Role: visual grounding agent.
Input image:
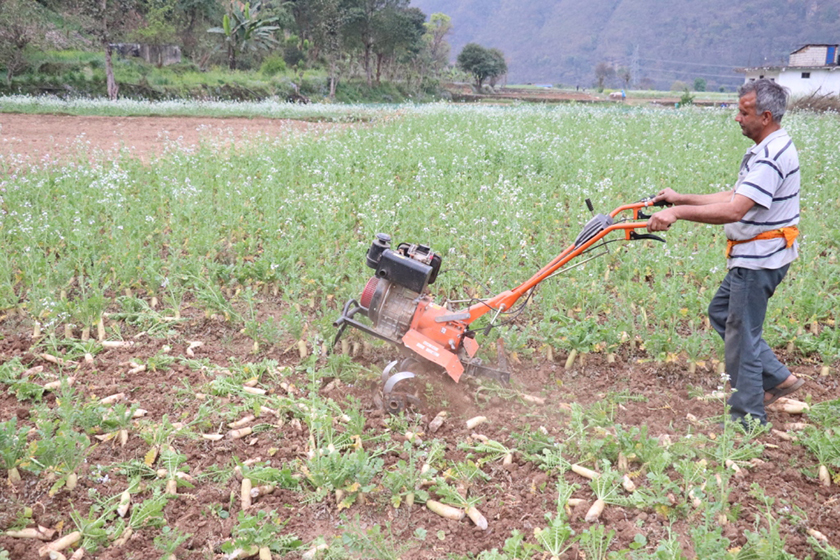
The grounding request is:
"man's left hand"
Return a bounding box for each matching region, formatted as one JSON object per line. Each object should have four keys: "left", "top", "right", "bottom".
{"left": 647, "top": 208, "right": 677, "bottom": 232}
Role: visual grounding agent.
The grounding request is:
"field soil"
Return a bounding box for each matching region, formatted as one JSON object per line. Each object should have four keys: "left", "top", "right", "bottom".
{"left": 0, "top": 113, "right": 341, "bottom": 165}
{"left": 0, "top": 114, "right": 837, "bottom": 559}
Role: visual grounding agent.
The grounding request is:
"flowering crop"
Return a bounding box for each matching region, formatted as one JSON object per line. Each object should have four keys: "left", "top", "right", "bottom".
{"left": 1, "top": 101, "right": 838, "bottom": 363}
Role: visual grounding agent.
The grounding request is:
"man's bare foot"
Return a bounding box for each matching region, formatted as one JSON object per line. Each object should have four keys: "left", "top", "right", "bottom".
{"left": 764, "top": 374, "right": 804, "bottom": 404}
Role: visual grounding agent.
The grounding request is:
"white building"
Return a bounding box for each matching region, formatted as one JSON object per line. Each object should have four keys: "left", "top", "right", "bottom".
{"left": 738, "top": 44, "right": 840, "bottom": 97}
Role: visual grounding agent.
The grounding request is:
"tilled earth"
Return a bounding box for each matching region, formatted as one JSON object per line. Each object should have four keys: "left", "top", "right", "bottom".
{"left": 0, "top": 294, "right": 838, "bottom": 559}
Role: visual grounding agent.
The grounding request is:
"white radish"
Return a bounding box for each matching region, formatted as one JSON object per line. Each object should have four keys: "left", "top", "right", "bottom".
{"left": 228, "top": 427, "right": 253, "bottom": 440}
{"left": 571, "top": 464, "right": 599, "bottom": 480}
{"left": 165, "top": 479, "right": 178, "bottom": 495}
{"left": 8, "top": 467, "right": 21, "bottom": 484}
{"left": 565, "top": 349, "right": 577, "bottom": 369}
{"left": 117, "top": 490, "right": 131, "bottom": 517}
{"left": 465, "top": 416, "right": 487, "bottom": 430}
{"left": 808, "top": 528, "right": 829, "bottom": 542}
{"left": 38, "top": 531, "right": 81, "bottom": 557}
{"left": 772, "top": 429, "right": 794, "bottom": 441}
{"left": 767, "top": 398, "right": 809, "bottom": 414}
{"left": 228, "top": 416, "right": 255, "bottom": 429}
{"left": 302, "top": 544, "right": 328, "bottom": 560}
{"left": 466, "top": 506, "right": 488, "bottom": 530}
{"left": 101, "top": 340, "right": 133, "bottom": 349}
{"left": 4, "top": 527, "right": 54, "bottom": 540}
{"left": 202, "top": 433, "right": 224, "bottom": 441}
{"left": 519, "top": 393, "right": 545, "bottom": 405}
{"left": 819, "top": 465, "right": 831, "bottom": 487}
{"left": 40, "top": 353, "right": 75, "bottom": 366}
{"left": 241, "top": 478, "right": 253, "bottom": 510}
{"left": 426, "top": 500, "right": 465, "bottom": 520}
{"left": 250, "top": 485, "right": 276, "bottom": 499}
{"left": 99, "top": 392, "right": 125, "bottom": 404}
{"left": 44, "top": 377, "right": 76, "bottom": 391}
{"left": 585, "top": 498, "right": 606, "bottom": 522}
{"left": 242, "top": 386, "right": 266, "bottom": 396}
{"left": 113, "top": 527, "right": 133, "bottom": 547}
{"left": 428, "top": 411, "right": 447, "bottom": 433}
{"left": 22, "top": 365, "right": 44, "bottom": 377}
{"left": 186, "top": 341, "right": 203, "bottom": 357}
{"left": 617, "top": 452, "right": 628, "bottom": 472}
{"left": 622, "top": 474, "right": 636, "bottom": 492}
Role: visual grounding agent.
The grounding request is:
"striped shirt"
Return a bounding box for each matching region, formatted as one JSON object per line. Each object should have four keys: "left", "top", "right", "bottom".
{"left": 723, "top": 128, "right": 800, "bottom": 270}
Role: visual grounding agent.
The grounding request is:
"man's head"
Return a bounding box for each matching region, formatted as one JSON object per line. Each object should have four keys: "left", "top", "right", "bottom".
{"left": 735, "top": 79, "right": 788, "bottom": 143}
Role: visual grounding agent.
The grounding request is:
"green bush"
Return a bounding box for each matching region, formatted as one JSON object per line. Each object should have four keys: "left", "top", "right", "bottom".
{"left": 260, "top": 55, "right": 286, "bottom": 77}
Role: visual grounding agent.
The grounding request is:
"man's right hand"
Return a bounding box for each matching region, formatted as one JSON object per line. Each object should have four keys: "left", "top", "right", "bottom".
{"left": 653, "top": 188, "right": 680, "bottom": 206}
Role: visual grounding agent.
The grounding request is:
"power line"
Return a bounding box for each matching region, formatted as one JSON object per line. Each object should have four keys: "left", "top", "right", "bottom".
{"left": 636, "top": 65, "right": 742, "bottom": 80}
{"left": 634, "top": 56, "right": 742, "bottom": 70}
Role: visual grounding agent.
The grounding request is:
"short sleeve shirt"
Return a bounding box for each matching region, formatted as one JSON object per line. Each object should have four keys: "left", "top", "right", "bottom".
{"left": 723, "top": 128, "right": 800, "bottom": 270}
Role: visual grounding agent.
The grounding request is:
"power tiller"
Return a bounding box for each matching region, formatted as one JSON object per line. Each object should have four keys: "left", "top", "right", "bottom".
{"left": 333, "top": 197, "right": 669, "bottom": 413}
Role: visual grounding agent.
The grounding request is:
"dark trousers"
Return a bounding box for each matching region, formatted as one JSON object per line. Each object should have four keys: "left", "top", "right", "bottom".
{"left": 708, "top": 265, "right": 791, "bottom": 424}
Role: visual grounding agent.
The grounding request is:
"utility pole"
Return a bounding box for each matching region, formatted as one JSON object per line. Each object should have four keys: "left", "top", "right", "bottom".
{"left": 630, "top": 45, "right": 639, "bottom": 89}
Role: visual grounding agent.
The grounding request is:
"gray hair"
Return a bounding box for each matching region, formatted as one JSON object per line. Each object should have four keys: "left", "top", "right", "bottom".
{"left": 738, "top": 79, "right": 789, "bottom": 123}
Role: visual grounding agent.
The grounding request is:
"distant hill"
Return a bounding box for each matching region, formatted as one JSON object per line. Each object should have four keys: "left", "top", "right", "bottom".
{"left": 409, "top": 0, "right": 840, "bottom": 90}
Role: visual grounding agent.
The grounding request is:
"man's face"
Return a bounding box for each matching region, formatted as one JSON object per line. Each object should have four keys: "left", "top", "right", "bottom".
{"left": 735, "top": 91, "right": 768, "bottom": 142}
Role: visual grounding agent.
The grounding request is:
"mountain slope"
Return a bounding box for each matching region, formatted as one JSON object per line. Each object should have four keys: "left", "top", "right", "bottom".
{"left": 410, "top": 0, "right": 840, "bottom": 89}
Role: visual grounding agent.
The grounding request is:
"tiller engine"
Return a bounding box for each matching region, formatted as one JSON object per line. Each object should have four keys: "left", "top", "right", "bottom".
{"left": 334, "top": 197, "right": 669, "bottom": 413}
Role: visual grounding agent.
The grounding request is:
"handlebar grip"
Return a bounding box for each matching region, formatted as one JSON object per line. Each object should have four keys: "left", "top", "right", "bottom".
{"left": 585, "top": 198, "right": 594, "bottom": 212}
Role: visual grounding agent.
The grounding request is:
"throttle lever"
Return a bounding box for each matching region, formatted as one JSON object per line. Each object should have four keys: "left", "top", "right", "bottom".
{"left": 630, "top": 230, "right": 666, "bottom": 243}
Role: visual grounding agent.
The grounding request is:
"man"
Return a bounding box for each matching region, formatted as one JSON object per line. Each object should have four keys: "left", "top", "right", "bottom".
{"left": 647, "top": 79, "right": 802, "bottom": 425}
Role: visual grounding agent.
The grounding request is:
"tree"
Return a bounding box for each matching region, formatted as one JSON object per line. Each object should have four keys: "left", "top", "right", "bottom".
{"left": 593, "top": 61, "right": 615, "bottom": 91}
{"left": 343, "top": 0, "right": 406, "bottom": 87}
{"left": 486, "top": 48, "right": 506, "bottom": 86}
{"left": 0, "top": 0, "right": 44, "bottom": 86}
{"left": 130, "top": 0, "right": 178, "bottom": 46}
{"left": 617, "top": 66, "right": 631, "bottom": 88}
{"left": 693, "top": 77, "right": 707, "bottom": 92}
{"left": 73, "top": 0, "right": 143, "bottom": 100}
{"left": 423, "top": 12, "right": 451, "bottom": 74}
{"left": 307, "top": 0, "right": 348, "bottom": 98}
{"left": 371, "top": 5, "right": 424, "bottom": 84}
{"left": 456, "top": 42, "right": 506, "bottom": 90}
{"left": 208, "top": 1, "right": 280, "bottom": 70}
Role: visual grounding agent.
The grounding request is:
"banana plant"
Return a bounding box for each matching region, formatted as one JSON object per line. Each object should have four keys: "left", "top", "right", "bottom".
{"left": 208, "top": 1, "right": 280, "bottom": 70}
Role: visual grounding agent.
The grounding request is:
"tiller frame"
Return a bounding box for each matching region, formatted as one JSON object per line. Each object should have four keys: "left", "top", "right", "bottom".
{"left": 333, "top": 197, "right": 668, "bottom": 413}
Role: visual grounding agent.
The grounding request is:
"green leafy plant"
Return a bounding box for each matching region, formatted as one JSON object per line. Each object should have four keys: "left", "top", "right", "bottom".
{"left": 302, "top": 446, "right": 384, "bottom": 508}
{"left": 0, "top": 417, "right": 29, "bottom": 484}
{"left": 578, "top": 524, "right": 615, "bottom": 560}
{"left": 458, "top": 438, "right": 516, "bottom": 466}
{"left": 381, "top": 441, "right": 433, "bottom": 508}
{"left": 221, "top": 510, "right": 302, "bottom": 557}
{"left": 534, "top": 514, "right": 575, "bottom": 558}
{"left": 153, "top": 526, "right": 191, "bottom": 560}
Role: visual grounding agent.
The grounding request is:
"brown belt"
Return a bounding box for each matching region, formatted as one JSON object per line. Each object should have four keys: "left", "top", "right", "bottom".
{"left": 726, "top": 226, "right": 799, "bottom": 258}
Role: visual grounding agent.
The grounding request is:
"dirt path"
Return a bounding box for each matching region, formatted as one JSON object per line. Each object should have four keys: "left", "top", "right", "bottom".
{"left": 0, "top": 113, "right": 341, "bottom": 165}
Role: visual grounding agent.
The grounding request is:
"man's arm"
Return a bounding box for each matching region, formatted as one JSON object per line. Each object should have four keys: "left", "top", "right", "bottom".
{"left": 653, "top": 187, "right": 733, "bottom": 207}
{"left": 647, "top": 193, "right": 755, "bottom": 232}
